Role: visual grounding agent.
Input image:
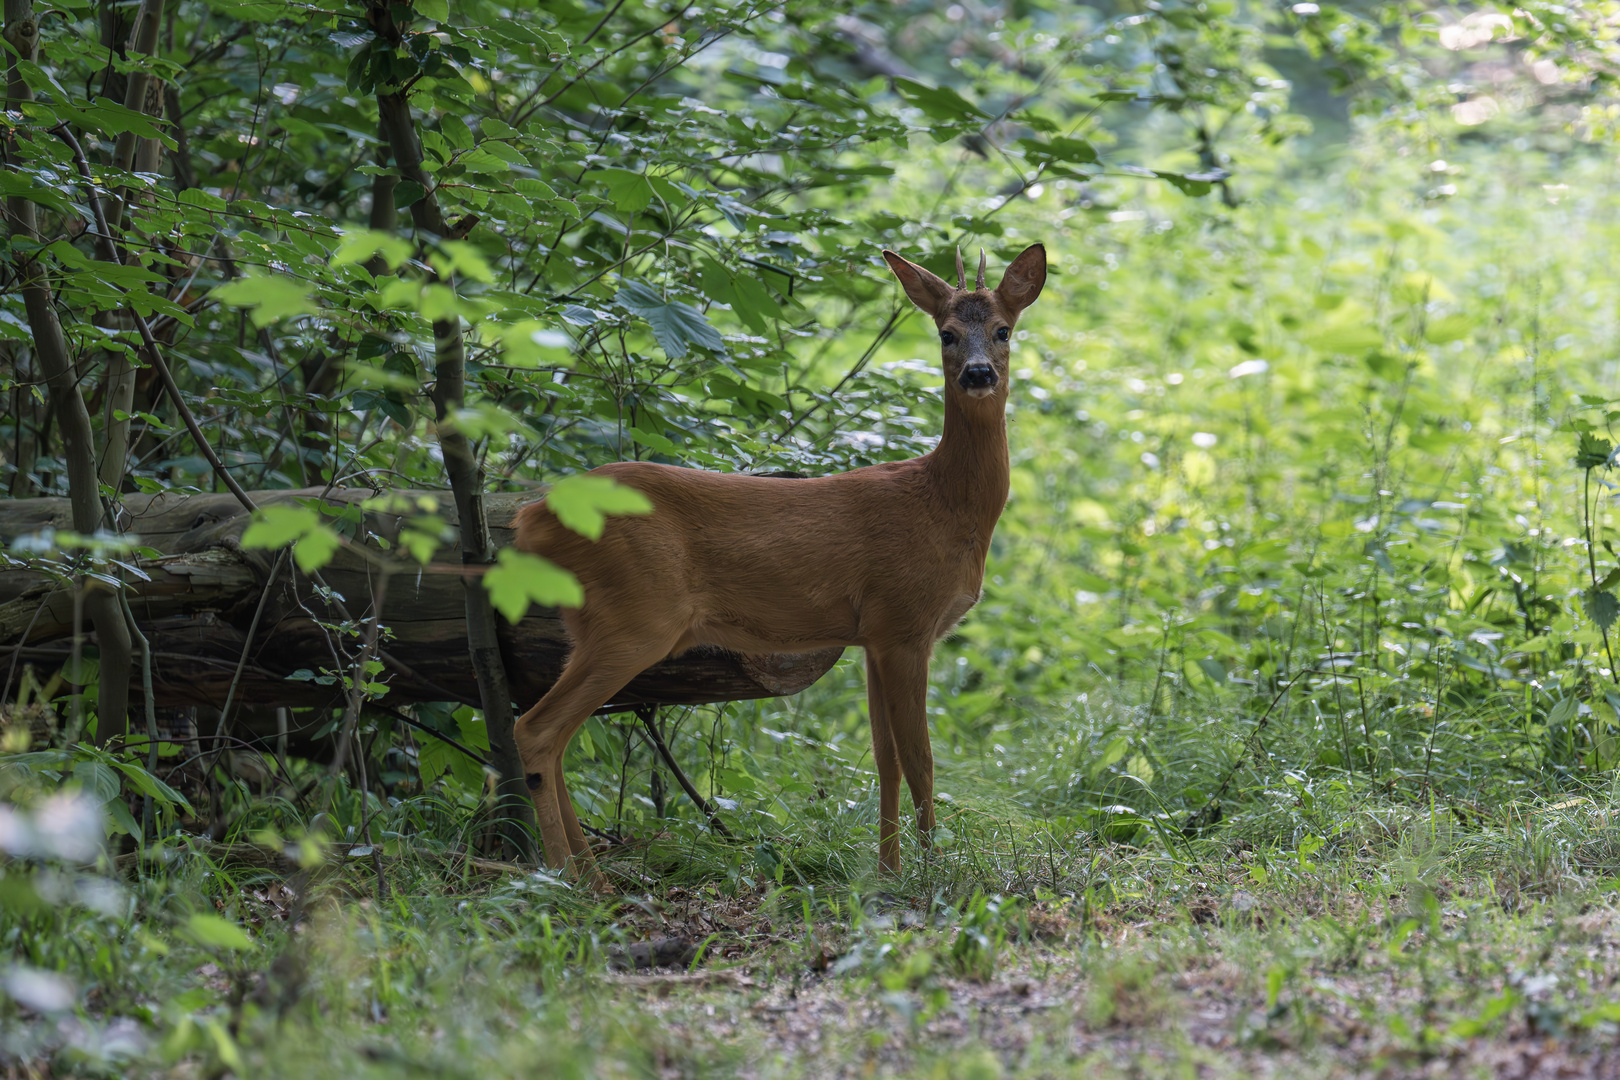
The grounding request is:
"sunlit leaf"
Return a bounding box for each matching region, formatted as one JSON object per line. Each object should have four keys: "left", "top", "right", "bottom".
{"left": 483, "top": 548, "right": 582, "bottom": 621}
{"left": 545, "top": 474, "right": 654, "bottom": 540}
{"left": 185, "top": 913, "right": 254, "bottom": 951}
{"left": 211, "top": 274, "right": 317, "bottom": 327}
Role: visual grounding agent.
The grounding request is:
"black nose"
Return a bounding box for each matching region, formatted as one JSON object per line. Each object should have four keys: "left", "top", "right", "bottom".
{"left": 959, "top": 365, "right": 997, "bottom": 390}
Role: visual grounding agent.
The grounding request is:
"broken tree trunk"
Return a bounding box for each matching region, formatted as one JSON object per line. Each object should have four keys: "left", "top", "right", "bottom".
{"left": 0, "top": 488, "right": 844, "bottom": 712}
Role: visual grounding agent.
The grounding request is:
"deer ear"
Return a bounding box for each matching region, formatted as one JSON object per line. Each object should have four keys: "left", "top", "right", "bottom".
{"left": 995, "top": 243, "right": 1047, "bottom": 318}
{"left": 882, "top": 250, "right": 954, "bottom": 318}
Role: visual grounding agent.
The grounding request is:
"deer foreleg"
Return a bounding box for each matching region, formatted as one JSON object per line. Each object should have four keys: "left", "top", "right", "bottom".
{"left": 865, "top": 649, "right": 902, "bottom": 874}
{"left": 871, "top": 645, "right": 936, "bottom": 855}
{"left": 552, "top": 758, "right": 590, "bottom": 858}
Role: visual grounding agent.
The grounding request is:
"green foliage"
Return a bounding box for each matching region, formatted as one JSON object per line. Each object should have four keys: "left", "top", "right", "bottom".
{"left": 544, "top": 474, "right": 654, "bottom": 541}
{"left": 483, "top": 548, "right": 583, "bottom": 621}
{"left": 11, "top": 0, "right": 1620, "bottom": 1070}
{"left": 240, "top": 504, "right": 343, "bottom": 573}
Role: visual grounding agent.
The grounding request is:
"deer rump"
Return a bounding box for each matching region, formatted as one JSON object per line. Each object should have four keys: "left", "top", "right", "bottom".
{"left": 512, "top": 457, "right": 989, "bottom": 659}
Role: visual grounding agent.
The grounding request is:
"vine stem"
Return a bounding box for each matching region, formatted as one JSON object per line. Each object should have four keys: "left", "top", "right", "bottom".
{"left": 634, "top": 705, "right": 733, "bottom": 840}
{"left": 1583, "top": 465, "right": 1619, "bottom": 688}
{"left": 52, "top": 122, "right": 258, "bottom": 516}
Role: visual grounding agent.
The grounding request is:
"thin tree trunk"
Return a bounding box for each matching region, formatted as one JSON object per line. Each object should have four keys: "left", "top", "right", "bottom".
{"left": 107, "top": 0, "right": 166, "bottom": 231}
{"left": 98, "top": 0, "right": 168, "bottom": 491}
{"left": 5, "top": 0, "right": 132, "bottom": 746}
{"left": 369, "top": 5, "right": 534, "bottom": 858}
{"left": 8, "top": 348, "right": 39, "bottom": 497}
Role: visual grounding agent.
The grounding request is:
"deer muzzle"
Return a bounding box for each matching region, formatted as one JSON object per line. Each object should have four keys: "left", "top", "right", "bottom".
{"left": 959, "top": 364, "right": 998, "bottom": 395}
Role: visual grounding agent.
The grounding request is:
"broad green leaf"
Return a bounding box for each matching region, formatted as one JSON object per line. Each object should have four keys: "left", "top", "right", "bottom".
{"left": 629, "top": 426, "right": 679, "bottom": 455}
{"left": 513, "top": 177, "right": 558, "bottom": 200}
{"left": 211, "top": 274, "right": 317, "bottom": 326}
{"left": 1584, "top": 588, "right": 1619, "bottom": 632}
{"left": 483, "top": 548, "right": 582, "bottom": 621}
{"left": 1363, "top": 350, "right": 1405, "bottom": 381}
{"left": 332, "top": 229, "right": 414, "bottom": 273}
{"left": 1576, "top": 432, "right": 1614, "bottom": 470}
{"left": 186, "top": 913, "right": 254, "bottom": 951}
{"left": 1017, "top": 136, "right": 1098, "bottom": 165}
{"left": 616, "top": 280, "right": 725, "bottom": 359}
{"left": 203, "top": 0, "right": 288, "bottom": 21}
{"left": 241, "top": 504, "right": 320, "bottom": 549}
{"left": 1424, "top": 314, "right": 1473, "bottom": 344}
{"left": 599, "top": 168, "right": 655, "bottom": 213}
{"left": 499, "top": 320, "right": 573, "bottom": 366}
{"left": 545, "top": 474, "right": 654, "bottom": 540}
{"left": 434, "top": 241, "right": 495, "bottom": 284}
{"left": 892, "top": 76, "right": 988, "bottom": 122}
{"left": 241, "top": 504, "right": 342, "bottom": 572}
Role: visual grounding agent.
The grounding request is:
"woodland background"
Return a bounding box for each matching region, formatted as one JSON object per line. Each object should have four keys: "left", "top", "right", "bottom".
{"left": 4, "top": 0, "right": 1620, "bottom": 1075}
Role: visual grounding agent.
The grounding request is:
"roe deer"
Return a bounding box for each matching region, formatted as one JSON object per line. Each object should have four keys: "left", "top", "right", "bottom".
{"left": 512, "top": 243, "right": 1048, "bottom": 879}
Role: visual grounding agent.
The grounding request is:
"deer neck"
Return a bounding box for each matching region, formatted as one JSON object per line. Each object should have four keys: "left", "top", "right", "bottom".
{"left": 924, "top": 393, "right": 1010, "bottom": 546}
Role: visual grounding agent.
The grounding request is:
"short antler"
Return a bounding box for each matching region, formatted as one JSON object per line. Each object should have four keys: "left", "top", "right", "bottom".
{"left": 955, "top": 247, "right": 966, "bottom": 290}
{"left": 975, "top": 248, "right": 987, "bottom": 289}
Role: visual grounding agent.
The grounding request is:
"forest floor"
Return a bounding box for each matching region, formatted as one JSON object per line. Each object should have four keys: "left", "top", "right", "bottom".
{"left": 15, "top": 810, "right": 1620, "bottom": 1078}
{"left": 588, "top": 871, "right": 1620, "bottom": 1080}
{"left": 174, "top": 816, "right": 1620, "bottom": 1080}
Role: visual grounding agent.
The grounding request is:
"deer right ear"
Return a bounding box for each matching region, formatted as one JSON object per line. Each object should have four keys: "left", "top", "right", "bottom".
{"left": 882, "top": 250, "right": 954, "bottom": 319}
{"left": 995, "top": 243, "right": 1048, "bottom": 319}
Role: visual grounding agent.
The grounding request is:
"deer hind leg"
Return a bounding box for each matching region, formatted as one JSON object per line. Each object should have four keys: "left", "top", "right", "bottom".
{"left": 871, "top": 645, "right": 936, "bottom": 857}
{"left": 865, "top": 649, "right": 902, "bottom": 874}
{"left": 516, "top": 632, "right": 679, "bottom": 878}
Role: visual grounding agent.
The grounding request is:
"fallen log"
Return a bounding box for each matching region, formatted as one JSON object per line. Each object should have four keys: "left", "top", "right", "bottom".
{"left": 0, "top": 488, "right": 844, "bottom": 711}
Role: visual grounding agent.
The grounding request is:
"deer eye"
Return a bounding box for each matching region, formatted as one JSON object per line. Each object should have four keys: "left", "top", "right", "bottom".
{"left": 995, "top": 326, "right": 1011, "bottom": 342}
{"left": 940, "top": 331, "right": 957, "bottom": 346}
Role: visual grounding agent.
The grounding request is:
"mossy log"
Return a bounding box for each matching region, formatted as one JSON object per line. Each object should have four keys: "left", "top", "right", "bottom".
{"left": 0, "top": 489, "right": 844, "bottom": 711}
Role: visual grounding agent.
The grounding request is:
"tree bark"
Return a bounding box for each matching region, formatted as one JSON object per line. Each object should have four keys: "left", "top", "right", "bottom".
{"left": 5, "top": 0, "right": 133, "bottom": 745}
{"left": 368, "top": 4, "right": 533, "bottom": 853}
{"left": 0, "top": 490, "right": 845, "bottom": 715}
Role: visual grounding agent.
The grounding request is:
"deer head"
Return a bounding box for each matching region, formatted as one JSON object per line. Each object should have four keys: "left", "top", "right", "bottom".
{"left": 881, "top": 243, "right": 1048, "bottom": 405}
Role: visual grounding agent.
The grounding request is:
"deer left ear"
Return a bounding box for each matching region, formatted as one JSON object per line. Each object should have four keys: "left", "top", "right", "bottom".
{"left": 995, "top": 243, "right": 1047, "bottom": 318}
{"left": 882, "top": 250, "right": 955, "bottom": 319}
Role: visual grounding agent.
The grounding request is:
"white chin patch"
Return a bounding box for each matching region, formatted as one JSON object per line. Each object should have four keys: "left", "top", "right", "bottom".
{"left": 963, "top": 385, "right": 997, "bottom": 400}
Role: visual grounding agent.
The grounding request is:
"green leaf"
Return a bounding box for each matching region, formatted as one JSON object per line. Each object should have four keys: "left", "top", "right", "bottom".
{"left": 599, "top": 168, "right": 655, "bottom": 213}
{"left": 1584, "top": 588, "right": 1619, "bottom": 633}
{"left": 699, "top": 257, "right": 780, "bottom": 334}
{"left": 394, "top": 180, "right": 426, "bottom": 208}
{"left": 211, "top": 274, "right": 316, "bottom": 327}
{"left": 1017, "top": 136, "right": 1098, "bottom": 165}
{"left": 72, "top": 760, "right": 120, "bottom": 804}
{"left": 203, "top": 0, "right": 288, "bottom": 21}
{"left": 892, "top": 76, "right": 988, "bottom": 122}
{"left": 176, "top": 188, "right": 228, "bottom": 212}
{"left": 240, "top": 504, "right": 319, "bottom": 549}
{"left": 1575, "top": 432, "right": 1614, "bottom": 470}
{"left": 186, "top": 914, "right": 254, "bottom": 951}
{"left": 545, "top": 474, "right": 654, "bottom": 540}
{"left": 1363, "top": 350, "right": 1405, "bottom": 381}
{"left": 416, "top": 0, "right": 449, "bottom": 23}
{"left": 616, "top": 280, "right": 726, "bottom": 359}
{"left": 483, "top": 548, "right": 582, "bottom": 621}
{"left": 433, "top": 240, "right": 495, "bottom": 284}
{"left": 628, "top": 426, "right": 679, "bottom": 455}
{"left": 240, "top": 504, "right": 342, "bottom": 572}
{"left": 513, "top": 177, "right": 558, "bottom": 200}
{"left": 1424, "top": 314, "right": 1473, "bottom": 344}
{"left": 332, "top": 229, "right": 414, "bottom": 273}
